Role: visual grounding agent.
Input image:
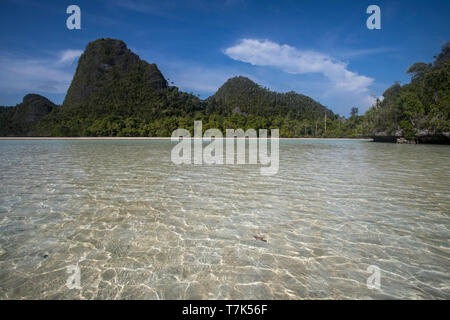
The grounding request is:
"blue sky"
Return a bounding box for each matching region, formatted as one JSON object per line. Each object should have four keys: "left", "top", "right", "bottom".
{"left": 0, "top": 0, "right": 448, "bottom": 116}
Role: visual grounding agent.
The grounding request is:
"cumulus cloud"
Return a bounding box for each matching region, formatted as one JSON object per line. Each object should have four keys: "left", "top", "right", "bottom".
{"left": 224, "top": 39, "right": 374, "bottom": 93}
{"left": 223, "top": 39, "right": 380, "bottom": 113}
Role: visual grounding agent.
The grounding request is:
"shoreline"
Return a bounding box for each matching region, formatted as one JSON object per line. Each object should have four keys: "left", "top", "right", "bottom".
{"left": 0, "top": 137, "right": 374, "bottom": 141}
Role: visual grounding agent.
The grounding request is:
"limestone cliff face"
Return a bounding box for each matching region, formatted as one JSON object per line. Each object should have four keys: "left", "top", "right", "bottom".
{"left": 63, "top": 38, "right": 168, "bottom": 109}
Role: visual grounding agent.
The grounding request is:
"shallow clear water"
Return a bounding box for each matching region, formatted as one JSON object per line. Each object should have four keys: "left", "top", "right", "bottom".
{"left": 0, "top": 139, "right": 449, "bottom": 299}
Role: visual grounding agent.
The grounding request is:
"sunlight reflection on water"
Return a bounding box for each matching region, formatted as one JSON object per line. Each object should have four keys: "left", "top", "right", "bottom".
{"left": 0, "top": 139, "right": 449, "bottom": 299}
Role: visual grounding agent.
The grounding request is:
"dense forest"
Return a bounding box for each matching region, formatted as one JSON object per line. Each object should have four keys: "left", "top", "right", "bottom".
{"left": 0, "top": 94, "right": 56, "bottom": 136}
{"left": 363, "top": 42, "right": 449, "bottom": 143}
{"left": 0, "top": 38, "right": 448, "bottom": 142}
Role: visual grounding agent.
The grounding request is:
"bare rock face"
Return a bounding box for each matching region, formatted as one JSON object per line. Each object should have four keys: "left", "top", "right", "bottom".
{"left": 63, "top": 38, "right": 167, "bottom": 108}
{"left": 397, "top": 137, "right": 417, "bottom": 144}
{"left": 374, "top": 129, "right": 450, "bottom": 144}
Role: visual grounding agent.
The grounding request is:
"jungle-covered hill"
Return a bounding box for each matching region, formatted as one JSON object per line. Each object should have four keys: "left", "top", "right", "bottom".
{"left": 0, "top": 38, "right": 343, "bottom": 137}
{"left": 0, "top": 94, "right": 56, "bottom": 136}
{"left": 363, "top": 42, "right": 450, "bottom": 143}
{"left": 0, "top": 38, "right": 448, "bottom": 141}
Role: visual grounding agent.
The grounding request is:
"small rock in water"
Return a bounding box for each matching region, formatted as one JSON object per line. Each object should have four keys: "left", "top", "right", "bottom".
{"left": 253, "top": 235, "right": 267, "bottom": 242}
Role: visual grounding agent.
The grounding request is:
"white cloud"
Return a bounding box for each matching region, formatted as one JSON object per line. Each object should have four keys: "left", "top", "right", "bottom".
{"left": 335, "top": 47, "right": 398, "bottom": 59}
{"left": 58, "top": 49, "right": 83, "bottom": 64}
{"left": 224, "top": 39, "right": 380, "bottom": 113}
{"left": 224, "top": 39, "right": 374, "bottom": 93}
{"left": 0, "top": 50, "right": 81, "bottom": 94}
